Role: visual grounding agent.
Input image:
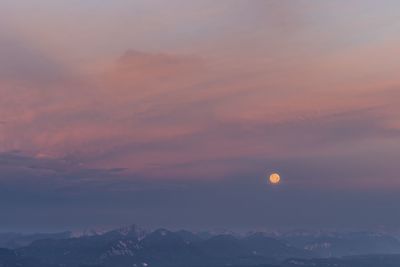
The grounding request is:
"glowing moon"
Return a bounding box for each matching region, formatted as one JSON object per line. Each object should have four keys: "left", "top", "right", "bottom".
{"left": 269, "top": 173, "right": 281, "bottom": 184}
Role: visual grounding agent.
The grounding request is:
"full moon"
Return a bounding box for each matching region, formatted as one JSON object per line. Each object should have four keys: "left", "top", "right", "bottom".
{"left": 269, "top": 173, "right": 281, "bottom": 184}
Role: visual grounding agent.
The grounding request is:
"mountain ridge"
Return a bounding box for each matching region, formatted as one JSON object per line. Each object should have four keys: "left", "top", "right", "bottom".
{"left": 1, "top": 226, "right": 400, "bottom": 267}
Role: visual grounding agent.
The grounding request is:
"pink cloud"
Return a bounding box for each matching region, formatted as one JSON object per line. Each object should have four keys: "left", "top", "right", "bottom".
{"left": 1, "top": 1, "right": 400, "bottom": 187}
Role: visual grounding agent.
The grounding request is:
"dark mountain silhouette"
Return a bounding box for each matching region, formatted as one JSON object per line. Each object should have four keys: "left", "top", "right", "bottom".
{"left": 0, "top": 247, "right": 54, "bottom": 267}
{"left": 1, "top": 227, "right": 400, "bottom": 267}
{"left": 1, "top": 226, "right": 308, "bottom": 267}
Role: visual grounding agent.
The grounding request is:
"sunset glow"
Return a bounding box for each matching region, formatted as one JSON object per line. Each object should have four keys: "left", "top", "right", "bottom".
{"left": 1, "top": 0, "right": 400, "bottom": 232}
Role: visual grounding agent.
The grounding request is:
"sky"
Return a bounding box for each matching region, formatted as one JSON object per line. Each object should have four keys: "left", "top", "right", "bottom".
{"left": 1, "top": 0, "right": 400, "bottom": 233}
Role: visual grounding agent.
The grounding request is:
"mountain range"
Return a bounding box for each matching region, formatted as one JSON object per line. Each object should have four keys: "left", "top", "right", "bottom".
{"left": 1, "top": 226, "right": 400, "bottom": 267}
